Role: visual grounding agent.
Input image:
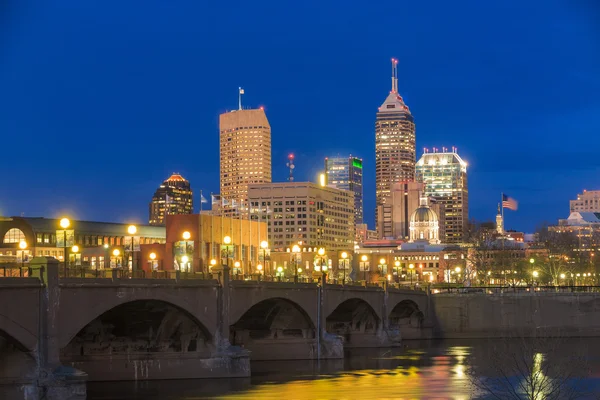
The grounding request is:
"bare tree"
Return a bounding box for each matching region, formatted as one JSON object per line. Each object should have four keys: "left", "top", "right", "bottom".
{"left": 469, "top": 332, "right": 597, "bottom": 400}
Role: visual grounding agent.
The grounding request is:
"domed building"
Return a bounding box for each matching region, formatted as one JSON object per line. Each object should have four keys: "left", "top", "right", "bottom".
{"left": 409, "top": 197, "right": 440, "bottom": 244}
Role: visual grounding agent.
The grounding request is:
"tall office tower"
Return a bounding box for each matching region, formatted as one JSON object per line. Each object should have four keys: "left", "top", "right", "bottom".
{"left": 570, "top": 190, "right": 600, "bottom": 213}
{"left": 416, "top": 148, "right": 468, "bottom": 243}
{"left": 219, "top": 103, "right": 271, "bottom": 212}
{"left": 324, "top": 156, "right": 364, "bottom": 224}
{"left": 149, "top": 173, "right": 194, "bottom": 226}
{"left": 248, "top": 182, "right": 354, "bottom": 252}
{"left": 375, "top": 59, "right": 416, "bottom": 229}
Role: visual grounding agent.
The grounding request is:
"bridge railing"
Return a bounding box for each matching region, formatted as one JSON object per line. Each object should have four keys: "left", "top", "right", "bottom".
{"left": 0, "top": 265, "right": 32, "bottom": 277}
{"left": 431, "top": 285, "right": 600, "bottom": 294}
{"left": 56, "top": 267, "right": 213, "bottom": 280}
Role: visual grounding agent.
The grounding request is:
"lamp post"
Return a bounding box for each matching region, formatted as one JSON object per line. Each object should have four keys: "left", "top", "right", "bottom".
{"left": 260, "top": 240, "right": 269, "bottom": 276}
{"left": 409, "top": 263, "right": 415, "bottom": 285}
{"left": 182, "top": 231, "right": 191, "bottom": 273}
{"left": 292, "top": 244, "right": 301, "bottom": 283}
{"left": 223, "top": 236, "right": 232, "bottom": 271}
{"left": 257, "top": 264, "right": 263, "bottom": 282}
{"left": 318, "top": 247, "right": 326, "bottom": 284}
{"left": 103, "top": 243, "right": 109, "bottom": 269}
{"left": 341, "top": 251, "right": 348, "bottom": 284}
{"left": 71, "top": 245, "right": 79, "bottom": 276}
{"left": 379, "top": 258, "right": 386, "bottom": 277}
{"left": 112, "top": 249, "right": 120, "bottom": 268}
{"left": 19, "top": 240, "right": 27, "bottom": 271}
{"left": 59, "top": 217, "right": 70, "bottom": 275}
{"left": 210, "top": 258, "right": 217, "bottom": 274}
{"left": 150, "top": 252, "right": 156, "bottom": 272}
{"left": 234, "top": 261, "right": 241, "bottom": 278}
{"left": 394, "top": 260, "right": 400, "bottom": 283}
{"left": 361, "top": 255, "right": 368, "bottom": 282}
{"left": 127, "top": 225, "right": 137, "bottom": 272}
{"left": 532, "top": 270, "right": 539, "bottom": 286}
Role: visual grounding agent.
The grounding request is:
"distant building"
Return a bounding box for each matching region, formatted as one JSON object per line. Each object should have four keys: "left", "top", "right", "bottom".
{"left": 149, "top": 173, "right": 194, "bottom": 226}
{"left": 356, "top": 223, "right": 378, "bottom": 243}
{"left": 324, "top": 155, "right": 364, "bottom": 224}
{"left": 570, "top": 190, "right": 600, "bottom": 213}
{"left": 219, "top": 108, "right": 272, "bottom": 213}
{"left": 247, "top": 182, "right": 354, "bottom": 252}
{"left": 377, "top": 181, "right": 423, "bottom": 240}
{"left": 416, "top": 148, "right": 468, "bottom": 243}
{"left": 409, "top": 197, "right": 441, "bottom": 244}
{"left": 375, "top": 59, "right": 416, "bottom": 229}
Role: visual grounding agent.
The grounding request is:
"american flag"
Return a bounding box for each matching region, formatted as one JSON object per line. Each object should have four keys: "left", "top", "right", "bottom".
{"left": 502, "top": 194, "right": 518, "bottom": 211}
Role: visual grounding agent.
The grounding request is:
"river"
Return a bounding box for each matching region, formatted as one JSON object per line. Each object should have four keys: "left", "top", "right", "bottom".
{"left": 87, "top": 339, "right": 600, "bottom": 399}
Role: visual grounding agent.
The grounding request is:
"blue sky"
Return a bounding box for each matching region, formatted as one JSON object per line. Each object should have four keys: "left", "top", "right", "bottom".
{"left": 0, "top": 0, "right": 599, "bottom": 232}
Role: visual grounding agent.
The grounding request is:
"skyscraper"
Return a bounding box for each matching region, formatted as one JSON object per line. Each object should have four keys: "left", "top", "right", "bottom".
{"left": 324, "top": 155, "right": 364, "bottom": 224}
{"left": 219, "top": 104, "right": 271, "bottom": 211}
{"left": 375, "top": 59, "right": 416, "bottom": 228}
{"left": 416, "top": 148, "right": 468, "bottom": 243}
{"left": 149, "top": 173, "right": 194, "bottom": 226}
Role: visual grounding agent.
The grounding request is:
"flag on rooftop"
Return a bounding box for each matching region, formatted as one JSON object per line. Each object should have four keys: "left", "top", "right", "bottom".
{"left": 502, "top": 194, "right": 518, "bottom": 210}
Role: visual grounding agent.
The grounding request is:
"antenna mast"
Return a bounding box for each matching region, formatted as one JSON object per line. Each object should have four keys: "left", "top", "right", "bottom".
{"left": 238, "top": 87, "right": 244, "bottom": 110}
{"left": 391, "top": 58, "right": 398, "bottom": 93}
{"left": 286, "top": 154, "right": 295, "bottom": 182}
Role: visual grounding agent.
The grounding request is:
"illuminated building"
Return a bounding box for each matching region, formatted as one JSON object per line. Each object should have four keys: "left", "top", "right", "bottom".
{"left": 0, "top": 216, "right": 165, "bottom": 268}
{"left": 409, "top": 197, "right": 440, "bottom": 244}
{"left": 570, "top": 190, "right": 600, "bottom": 213}
{"left": 375, "top": 59, "right": 416, "bottom": 228}
{"left": 324, "top": 155, "right": 364, "bottom": 224}
{"left": 219, "top": 107, "right": 271, "bottom": 212}
{"left": 416, "top": 148, "right": 468, "bottom": 243}
{"left": 247, "top": 182, "right": 354, "bottom": 252}
{"left": 149, "top": 173, "right": 194, "bottom": 226}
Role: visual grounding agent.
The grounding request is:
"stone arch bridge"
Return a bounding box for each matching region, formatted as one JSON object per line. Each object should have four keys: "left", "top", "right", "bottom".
{"left": 0, "top": 258, "right": 431, "bottom": 394}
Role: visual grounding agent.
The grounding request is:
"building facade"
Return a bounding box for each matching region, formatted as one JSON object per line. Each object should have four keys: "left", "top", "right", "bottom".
{"left": 377, "top": 181, "right": 423, "bottom": 239}
{"left": 0, "top": 216, "right": 165, "bottom": 269}
{"left": 324, "top": 155, "right": 364, "bottom": 224}
{"left": 375, "top": 59, "right": 416, "bottom": 228}
{"left": 149, "top": 173, "right": 194, "bottom": 226}
{"left": 416, "top": 149, "right": 468, "bottom": 244}
{"left": 570, "top": 190, "right": 600, "bottom": 213}
{"left": 247, "top": 182, "right": 354, "bottom": 253}
{"left": 219, "top": 108, "right": 272, "bottom": 211}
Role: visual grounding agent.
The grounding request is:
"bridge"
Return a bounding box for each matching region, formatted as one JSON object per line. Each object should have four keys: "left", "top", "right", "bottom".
{"left": 0, "top": 257, "right": 430, "bottom": 398}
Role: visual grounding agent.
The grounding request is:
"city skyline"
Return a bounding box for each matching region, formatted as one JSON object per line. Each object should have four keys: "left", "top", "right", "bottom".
{"left": 0, "top": 1, "right": 599, "bottom": 232}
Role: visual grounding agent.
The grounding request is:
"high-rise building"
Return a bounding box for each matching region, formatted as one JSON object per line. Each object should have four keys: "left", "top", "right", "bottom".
{"left": 149, "top": 173, "right": 194, "bottom": 226}
{"left": 219, "top": 107, "right": 271, "bottom": 212}
{"left": 375, "top": 59, "right": 416, "bottom": 228}
{"left": 247, "top": 182, "right": 354, "bottom": 252}
{"left": 324, "top": 155, "right": 364, "bottom": 224}
{"left": 570, "top": 190, "right": 600, "bottom": 213}
{"left": 416, "top": 148, "right": 468, "bottom": 243}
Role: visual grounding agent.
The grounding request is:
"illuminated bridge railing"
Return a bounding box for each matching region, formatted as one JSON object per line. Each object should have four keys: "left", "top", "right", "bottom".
{"left": 432, "top": 286, "right": 600, "bottom": 294}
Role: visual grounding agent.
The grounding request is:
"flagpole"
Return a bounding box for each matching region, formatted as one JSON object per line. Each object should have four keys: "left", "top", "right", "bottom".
{"left": 501, "top": 192, "right": 504, "bottom": 227}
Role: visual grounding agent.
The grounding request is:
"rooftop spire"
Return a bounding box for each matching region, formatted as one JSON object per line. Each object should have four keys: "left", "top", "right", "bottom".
{"left": 238, "top": 87, "right": 244, "bottom": 110}
{"left": 390, "top": 58, "right": 398, "bottom": 93}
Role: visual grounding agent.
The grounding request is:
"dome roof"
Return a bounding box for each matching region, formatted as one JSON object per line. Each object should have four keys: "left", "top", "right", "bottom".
{"left": 410, "top": 206, "right": 438, "bottom": 223}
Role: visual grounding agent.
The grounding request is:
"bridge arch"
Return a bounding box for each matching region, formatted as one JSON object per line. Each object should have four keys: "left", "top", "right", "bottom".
{"left": 389, "top": 299, "right": 424, "bottom": 332}
{"left": 0, "top": 315, "right": 37, "bottom": 352}
{"left": 61, "top": 299, "right": 213, "bottom": 359}
{"left": 59, "top": 293, "right": 215, "bottom": 349}
{"left": 326, "top": 298, "right": 381, "bottom": 338}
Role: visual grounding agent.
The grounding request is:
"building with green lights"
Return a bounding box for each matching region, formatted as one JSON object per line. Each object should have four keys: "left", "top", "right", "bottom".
{"left": 324, "top": 156, "right": 364, "bottom": 224}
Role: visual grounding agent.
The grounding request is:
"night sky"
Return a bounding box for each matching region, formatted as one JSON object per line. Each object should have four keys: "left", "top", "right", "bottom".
{"left": 1, "top": 0, "right": 599, "bottom": 232}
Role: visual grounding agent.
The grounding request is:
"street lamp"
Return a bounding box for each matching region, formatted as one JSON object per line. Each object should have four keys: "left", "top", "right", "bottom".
{"left": 112, "top": 248, "right": 120, "bottom": 268}
{"left": 59, "top": 217, "right": 70, "bottom": 273}
{"left": 127, "top": 225, "right": 137, "bottom": 271}
{"left": 103, "top": 243, "right": 109, "bottom": 269}
{"left": 257, "top": 264, "right": 263, "bottom": 281}
{"left": 317, "top": 247, "right": 326, "bottom": 284}
{"left": 341, "top": 251, "right": 348, "bottom": 284}
{"left": 394, "top": 260, "right": 400, "bottom": 283}
{"left": 182, "top": 231, "right": 191, "bottom": 273}
{"left": 292, "top": 244, "right": 301, "bottom": 283}
{"left": 361, "top": 254, "right": 369, "bottom": 281}
{"left": 210, "top": 258, "right": 217, "bottom": 272}
{"left": 234, "top": 260, "right": 241, "bottom": 277}
{"left": 149, "top": 252, "right": 156, "bottom": 270}
{"left": 409, "top": 263, "right": 415, "bottom": 285}
{"left": 260, "top": 240, "right": 269, "bottom": 276}
{"left": 182, "top": 255, "right": 189, "bottom": 272}
{"left": 71, "top": 245, "right": 79, "bottom": 271}
{"left": 223, "top": 236, "right": 232, "bottom": 270}
{"left": 19, "top": 240, "right": 27, "bottom": 270}
{"left": 379, "top": 257, "right": 386, "bottom": 276}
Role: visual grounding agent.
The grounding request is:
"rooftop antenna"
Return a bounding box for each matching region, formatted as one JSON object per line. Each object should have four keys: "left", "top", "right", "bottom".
{"left": 238, "top": 87, "right": 244, "bottom": 110}
{"left": 287, "top": 154, "right": 295, "bottom": 182}
{"left": 391, "top": 58, "right": 398, "bottom": 93}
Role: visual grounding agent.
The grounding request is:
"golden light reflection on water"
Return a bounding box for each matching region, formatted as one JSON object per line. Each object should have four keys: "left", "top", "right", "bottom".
{"left": 220, "top": 347, "right": 474, "bottom": 400}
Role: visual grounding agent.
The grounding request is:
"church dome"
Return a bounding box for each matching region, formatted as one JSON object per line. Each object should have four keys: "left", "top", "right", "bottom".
{"left": 410, "top": 206, "right": 438, "bottom": 223}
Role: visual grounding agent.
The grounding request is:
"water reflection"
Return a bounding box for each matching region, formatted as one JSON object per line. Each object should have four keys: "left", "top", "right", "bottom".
{"left": 87, "top": 339, "right": 600, "bottom": 400}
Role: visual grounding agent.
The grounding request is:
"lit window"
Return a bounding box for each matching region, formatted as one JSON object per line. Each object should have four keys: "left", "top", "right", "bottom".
{"left": 3, "top": 228, "right": 26, "bottom": 244}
